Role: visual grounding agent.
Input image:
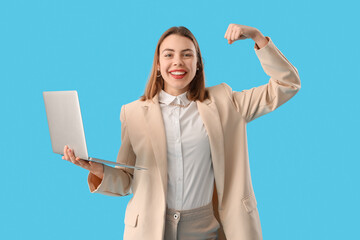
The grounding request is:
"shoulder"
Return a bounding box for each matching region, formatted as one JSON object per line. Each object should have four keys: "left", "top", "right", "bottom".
{"left": 119, "top": 98, "right": 146, "bottom": 121}
{"left": 121, "top": 98, "right": 146, "bottom": 113}
{"left": 206, "top": 83, "right": 233, "bottom": 99}
{"left": 124, "top": 98, "right": 144, "bottom": 108}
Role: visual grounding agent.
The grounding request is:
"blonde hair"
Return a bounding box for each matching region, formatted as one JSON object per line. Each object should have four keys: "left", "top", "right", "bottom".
{"left": 140, "top": 26, "right": 209, "bottom": 102}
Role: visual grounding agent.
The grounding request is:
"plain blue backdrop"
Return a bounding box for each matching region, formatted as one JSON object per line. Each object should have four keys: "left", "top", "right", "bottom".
{"left": 1, "top": 0, "right": 359, "bottom": 239}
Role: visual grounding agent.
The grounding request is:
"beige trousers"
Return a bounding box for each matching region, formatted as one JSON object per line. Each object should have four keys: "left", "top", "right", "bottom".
{"left": 164, "top": 202, "right": 220, "bottom": 240}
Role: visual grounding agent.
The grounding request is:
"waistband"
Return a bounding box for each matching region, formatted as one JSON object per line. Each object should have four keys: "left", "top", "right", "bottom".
{"left": 166, "top": 202, "right": 214, "bottom": 222}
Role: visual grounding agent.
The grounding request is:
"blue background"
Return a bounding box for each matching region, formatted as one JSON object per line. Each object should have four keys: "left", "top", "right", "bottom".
{"left": 1, "top": 0, "right": 359, "bottom": 239}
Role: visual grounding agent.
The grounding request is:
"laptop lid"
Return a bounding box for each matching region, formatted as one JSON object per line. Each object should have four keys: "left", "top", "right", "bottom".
{"left": 43, "top": 90, "right": 89, "bottom": 160}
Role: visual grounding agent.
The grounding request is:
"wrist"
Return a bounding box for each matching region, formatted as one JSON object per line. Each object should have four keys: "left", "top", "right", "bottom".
{"left": 251, "top": 29, "right": 263, "bottom": 40}
{"left": 92, "top": 164, "right": 104, "bottom": 179}
{"left": 252, "top": 30, "right": 268, "bottom": 49}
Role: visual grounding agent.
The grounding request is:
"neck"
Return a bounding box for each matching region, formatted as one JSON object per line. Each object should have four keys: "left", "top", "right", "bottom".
{"left": 163, "top": 87, "right": 188, "bottom": 96}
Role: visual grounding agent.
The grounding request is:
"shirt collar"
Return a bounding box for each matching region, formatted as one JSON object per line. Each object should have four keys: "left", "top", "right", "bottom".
{"left": 158, "top": 90, "right": 191, "bottom": 106}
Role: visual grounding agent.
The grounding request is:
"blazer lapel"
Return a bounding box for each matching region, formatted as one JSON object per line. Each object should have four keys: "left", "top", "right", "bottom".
{"left": 197, "top": 97, "right": 225, "bottom": 209}
{"left": 142, "top": 95, "right": 168, "bottom": 200}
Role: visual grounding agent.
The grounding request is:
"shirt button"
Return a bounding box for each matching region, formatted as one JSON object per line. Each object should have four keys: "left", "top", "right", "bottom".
{"left": 174, "top": 213, "right": 179, "bottom": 220}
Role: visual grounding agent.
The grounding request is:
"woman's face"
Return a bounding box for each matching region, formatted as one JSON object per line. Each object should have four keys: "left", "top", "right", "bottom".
{"left": 158, "top": 34, "right": 198, "bottom": 96}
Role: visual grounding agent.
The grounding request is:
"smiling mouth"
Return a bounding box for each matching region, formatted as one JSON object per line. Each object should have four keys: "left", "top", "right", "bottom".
{"left": 170, "top": 71, "right": 187, "bottom": 79}
{"left": 170, "top": 71, "right": 186, "bottom": 75}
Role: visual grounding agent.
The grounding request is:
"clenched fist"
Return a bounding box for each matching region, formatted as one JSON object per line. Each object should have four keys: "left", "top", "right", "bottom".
{"left": 224, "top": 23, "right": 266, "bottom": 46}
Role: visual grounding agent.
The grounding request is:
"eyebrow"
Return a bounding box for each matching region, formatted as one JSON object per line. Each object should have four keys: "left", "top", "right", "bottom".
{"left": 161, "top": 48, "right": 195, "bottom": 54}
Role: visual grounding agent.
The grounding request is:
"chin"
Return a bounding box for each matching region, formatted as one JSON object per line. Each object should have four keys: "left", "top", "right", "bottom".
{"left": 176, "top": 82, "right": 191, "bottom": 89}
{"left": 166, "top": 80, "right": 188, "bottom": 88}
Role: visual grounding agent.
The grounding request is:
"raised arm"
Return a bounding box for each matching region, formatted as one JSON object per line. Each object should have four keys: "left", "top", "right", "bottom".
{"left": 224, "top": 23, "right": 301, "bottom": 122}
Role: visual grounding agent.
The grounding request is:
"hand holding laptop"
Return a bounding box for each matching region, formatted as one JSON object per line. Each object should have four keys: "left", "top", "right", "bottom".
{"left": 43, "top": 90, "right": 147, "bottom": 171}
{"left": 62, "top": 145, "right": 104, "bottom": 179}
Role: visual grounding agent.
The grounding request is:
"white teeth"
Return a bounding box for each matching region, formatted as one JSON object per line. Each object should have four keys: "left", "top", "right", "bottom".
{"left": 170, "top": 71, "right": 186, "bottom": 75}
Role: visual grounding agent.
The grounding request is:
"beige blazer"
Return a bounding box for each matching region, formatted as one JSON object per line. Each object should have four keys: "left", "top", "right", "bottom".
{"left": 88, "top": 36, "right": 301, "bottom": 240}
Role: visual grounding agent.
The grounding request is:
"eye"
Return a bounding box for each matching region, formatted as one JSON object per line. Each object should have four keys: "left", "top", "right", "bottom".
{"left": 184, "top": 53, "right": 193, "bottom": 57}
{"left": 164, "top": 53, "right": 172, "bottom": 57}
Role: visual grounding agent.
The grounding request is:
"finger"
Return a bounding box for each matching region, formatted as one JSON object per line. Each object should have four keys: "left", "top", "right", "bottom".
{"left": 63, "top": 145, "right": 69, "bottom": 160}
{"left": 69, "top": 148, "right": 78, "bottom": 160}
{"left": 231, "top": 29, "right": 239, "bottom": 41}
{"left": 73, "top": 158, "right": 84, "bottom": 167}
{"left": 224, "top": 26, "right": 229, "bottom": 38}
{"left": 224, "top": 23, "right": 233, "bottom": 39}
{"left": 65, "top": 146, "right": 72, "bottom": 161}
{"left": 68, "top": 149, "right": 76, "bottom": 163}
{"left": 68, "top": 148, "right": 74, "bottom": 158}
{"left": 73, "top": 159, "right": 81, "bottom": 166}
{"left": 76, "top": 158, "right": 91, "bottom": 170}
{"left": 228, "top": 39, "right": 233, "bottom": 44}
{"left": 229, "top": 29, "right": 234, "bottom": 41}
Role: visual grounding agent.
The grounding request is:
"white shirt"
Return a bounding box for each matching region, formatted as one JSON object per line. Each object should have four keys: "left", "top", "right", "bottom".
{"left": 158, "top": 90, "right": 214, "bottom": 211}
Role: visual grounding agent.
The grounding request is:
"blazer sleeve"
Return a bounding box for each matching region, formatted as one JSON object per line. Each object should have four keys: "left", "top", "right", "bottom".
{"left": 221, "top": 36, "right": 301, "bottom": 123}
{"left": 87, "top": 104, "right": 136, "bottom": 196}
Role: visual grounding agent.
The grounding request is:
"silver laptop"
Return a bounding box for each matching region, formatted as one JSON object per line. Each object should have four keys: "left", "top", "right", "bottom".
{"left": 43, "top": 90, "right": 146, "bottom": 170}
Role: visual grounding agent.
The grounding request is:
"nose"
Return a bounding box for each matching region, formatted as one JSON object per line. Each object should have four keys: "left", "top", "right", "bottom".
{"left": 173, "top": 54, "right": 184, "bottom": 66}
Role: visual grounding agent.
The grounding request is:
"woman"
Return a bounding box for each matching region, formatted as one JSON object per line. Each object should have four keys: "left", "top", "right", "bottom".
{"left": 63, "top": 24, "right": 301, "bottom": 240}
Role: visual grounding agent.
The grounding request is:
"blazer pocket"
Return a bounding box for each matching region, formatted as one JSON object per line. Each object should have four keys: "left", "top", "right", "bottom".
{"left": 124, "top": 210, "right": 139, "bottom": 227}
{"left": 241, "top": 194, "right": 257, "bottom": 213}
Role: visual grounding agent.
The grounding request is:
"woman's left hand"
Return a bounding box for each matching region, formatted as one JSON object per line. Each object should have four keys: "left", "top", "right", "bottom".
{"left": 224, "top": 24, "right": 260, "bottom": 44}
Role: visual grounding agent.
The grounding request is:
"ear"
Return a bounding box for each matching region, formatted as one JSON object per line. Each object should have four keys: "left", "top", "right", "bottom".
{"left": 157, "top": 63, "right": 160, "bottom": 71}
